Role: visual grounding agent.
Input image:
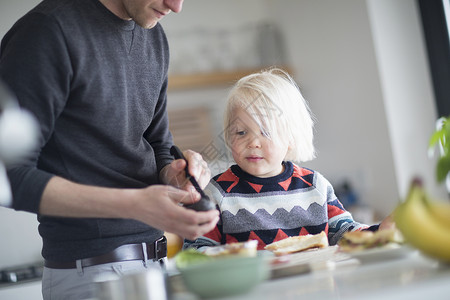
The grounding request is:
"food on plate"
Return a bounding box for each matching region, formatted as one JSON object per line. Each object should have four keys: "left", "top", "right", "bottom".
{"left": 175, "top": 240, "right": 259, "bottom": 269}
{"left": 174, "top": 248, "right": 213, "bottom": 269}
{"left": 394, "top": 178, "right": 450, "bottom": 262}
{"left": 338, "top": 228, "right": 404, "bottom": 252}
{"left": 338, "top": 231, "right": 374, "bottom": 252}
{"left": 264, "top": 231, "right": 329, "bottom": 256}
{"left": 202, "top": 240, "right": 258, "bottom": 257}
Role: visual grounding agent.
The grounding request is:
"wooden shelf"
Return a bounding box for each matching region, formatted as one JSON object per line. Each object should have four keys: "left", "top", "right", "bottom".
{"left": 168, "top": 66, "right": 293, "bottom": 91}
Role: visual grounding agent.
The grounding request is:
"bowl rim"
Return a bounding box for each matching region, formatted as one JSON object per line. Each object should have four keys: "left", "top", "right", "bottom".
{"left": 178, "top": 253, "right": 266, "bottom": 272}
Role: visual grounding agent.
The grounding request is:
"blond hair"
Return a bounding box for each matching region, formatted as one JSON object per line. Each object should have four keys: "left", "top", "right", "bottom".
{"left": 224, "top": 67, "right": 315, "bottom": 162}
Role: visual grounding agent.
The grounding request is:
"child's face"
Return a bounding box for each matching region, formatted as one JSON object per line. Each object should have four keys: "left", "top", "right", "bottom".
{"left": 229, "top": 107, "right": 289, "bottom": 178}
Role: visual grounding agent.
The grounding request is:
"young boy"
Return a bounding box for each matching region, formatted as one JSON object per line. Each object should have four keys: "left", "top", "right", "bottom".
{"left": 184, "top": 68, "right": 393, "bottom": 250}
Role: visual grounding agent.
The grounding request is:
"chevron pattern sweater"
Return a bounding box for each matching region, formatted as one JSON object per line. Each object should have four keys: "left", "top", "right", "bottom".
{"left": 184, "top": 161, "right": 371, "bottom": 250}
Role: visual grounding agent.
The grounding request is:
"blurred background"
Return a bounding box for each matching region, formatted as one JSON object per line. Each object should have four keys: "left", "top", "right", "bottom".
{"left": 0, "top": 1, "right": 449, "bottom": 297}
{"left": 161, "top": 0, "right": 448, "bottom": 220}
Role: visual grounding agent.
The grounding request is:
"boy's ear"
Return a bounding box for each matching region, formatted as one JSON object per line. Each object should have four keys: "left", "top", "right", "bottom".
{"left": 287, "top": 139, "right": 296, "bottom": 156}
{"left": 285, "top": 143, "right": 292, "bottom": 158}
{"left": 288, "top": 139, "right": 294, "bottom": 150}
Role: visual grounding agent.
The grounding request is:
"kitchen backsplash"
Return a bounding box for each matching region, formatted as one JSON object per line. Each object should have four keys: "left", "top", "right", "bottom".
{"left": 166, "top": 21, "right": 287, "bottom": 75}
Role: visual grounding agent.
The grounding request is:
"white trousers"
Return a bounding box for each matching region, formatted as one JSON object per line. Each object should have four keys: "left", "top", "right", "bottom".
{"left": 42, "top": 259, "right": 164, "bottom": 300}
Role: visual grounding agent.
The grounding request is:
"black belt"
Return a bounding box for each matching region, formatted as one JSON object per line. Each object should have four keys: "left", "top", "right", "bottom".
{"left": 44, "top": 236, "right": 167, "bottom": 269}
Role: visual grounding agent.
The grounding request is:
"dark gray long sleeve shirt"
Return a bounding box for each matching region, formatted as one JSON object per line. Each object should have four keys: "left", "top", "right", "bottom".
{"left": 0, "top": 0, "right": 174, "bottom": 261}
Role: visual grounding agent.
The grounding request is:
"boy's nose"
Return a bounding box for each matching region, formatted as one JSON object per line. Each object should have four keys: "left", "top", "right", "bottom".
{"left": 247, "top": 136, "right": 261, "bottom": 148}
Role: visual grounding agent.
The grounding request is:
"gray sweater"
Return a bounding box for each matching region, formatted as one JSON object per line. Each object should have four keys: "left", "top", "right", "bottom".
{"left": 0, "top": 0, "right": 174, "bottom": 261}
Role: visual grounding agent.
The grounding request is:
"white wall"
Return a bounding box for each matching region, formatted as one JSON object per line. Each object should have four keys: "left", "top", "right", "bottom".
{"left": 0, "top": 0, "right": 40, "bottom": 35}
{"left": 366, "top": 0, "right": 445, "bottom": 200}
{"left": 0, "top": 0, "right": 445, "bottom": 269}
{"left": 0, "top": 0, "right": 43, "bottom": 269}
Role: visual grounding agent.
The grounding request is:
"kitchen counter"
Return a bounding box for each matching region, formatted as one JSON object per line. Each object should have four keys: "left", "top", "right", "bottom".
{"left": 171, "top": 248, "right": 450, "bottom": 300}
{"left": 0, "top": 279, "right": 42, "bottom": 300}
{"left": 0, "top": 261, "right": 43, "bottom": 300}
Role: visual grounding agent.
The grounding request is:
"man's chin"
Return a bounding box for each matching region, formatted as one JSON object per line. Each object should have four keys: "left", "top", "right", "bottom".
{"left": 135, "top": 18, "right": 158, "bottom": 29}
{"left": 143, "top": 21, "right": 158, "bottom": 29}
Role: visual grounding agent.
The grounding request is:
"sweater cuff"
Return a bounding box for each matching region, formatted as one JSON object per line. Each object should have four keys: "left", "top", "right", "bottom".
{"left": 8, "top": 166, "right": 53, "bottom": 213}
{"left": 363, "top": 224, "right": 380, "bottom": 232}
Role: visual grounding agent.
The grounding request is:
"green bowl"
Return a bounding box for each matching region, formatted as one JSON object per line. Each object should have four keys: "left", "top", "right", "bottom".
{"left": 178, "top": 254, "right": 269, "bottom": 299}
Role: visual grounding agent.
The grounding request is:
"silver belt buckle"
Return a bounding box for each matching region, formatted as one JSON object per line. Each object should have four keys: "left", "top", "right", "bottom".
{"left": 154, "top": 236, "right": 166, "bottom": 261}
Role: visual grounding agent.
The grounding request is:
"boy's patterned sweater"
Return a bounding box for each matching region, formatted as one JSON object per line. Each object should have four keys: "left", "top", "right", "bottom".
{"left": 184, "top": 161, "right": 376, "bottom": 250}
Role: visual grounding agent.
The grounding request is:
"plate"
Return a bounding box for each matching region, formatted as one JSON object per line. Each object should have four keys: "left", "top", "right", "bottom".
{"left": 345, "top": 245, "right": 417, "bottom": 263}
{"left": 268, "top": 246, "right": 351, "bottom": 279}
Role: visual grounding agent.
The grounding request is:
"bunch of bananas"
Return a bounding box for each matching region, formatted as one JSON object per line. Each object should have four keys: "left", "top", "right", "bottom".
{"left": 394, "top": 178, "right": 450, "bottom": 263}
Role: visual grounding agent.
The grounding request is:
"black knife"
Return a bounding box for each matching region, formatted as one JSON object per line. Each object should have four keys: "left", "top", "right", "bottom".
{"left": 170, "top": 145, "right": 215, "bottom": 211}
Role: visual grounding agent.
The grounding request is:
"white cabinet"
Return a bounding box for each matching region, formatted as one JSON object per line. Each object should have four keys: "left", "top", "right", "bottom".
{"left": 0, "top": 280, "right": 42, "bottom": 300}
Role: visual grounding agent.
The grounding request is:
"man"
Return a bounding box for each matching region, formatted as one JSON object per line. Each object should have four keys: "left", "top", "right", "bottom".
{"left": 0, "top": 0, "right": 219, "bottom": 298}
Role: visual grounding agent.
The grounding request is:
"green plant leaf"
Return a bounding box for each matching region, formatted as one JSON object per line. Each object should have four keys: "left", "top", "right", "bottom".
{"left": 431, "top": 116, "right": 450, "bottom": 183}
{"left": 429, "top": 129, "right": 444, "bottom": 149}
{"left": 436, "top": 155, "right": 450, "bottom": 182}
{"left": 445, "top": 118, "right": 450, "bottom": 138}
{"left": 443, "top": 117, "right": 449, "bottom": 156}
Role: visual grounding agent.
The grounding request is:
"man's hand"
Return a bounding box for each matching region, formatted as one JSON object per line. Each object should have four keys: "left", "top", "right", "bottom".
{"left": 129, "top": 184, "right": 219, "bottom": 240}
{"left": 161, "top": 149, "right": 211, "bottom": 190}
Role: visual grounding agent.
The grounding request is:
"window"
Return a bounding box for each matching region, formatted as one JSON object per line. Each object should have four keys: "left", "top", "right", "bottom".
{"left": 418, "top": 0, "right": 450, "bottom": 117}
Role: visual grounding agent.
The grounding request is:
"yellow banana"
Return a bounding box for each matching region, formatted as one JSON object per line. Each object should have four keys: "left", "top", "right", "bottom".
{"left": 394, "top": 178, "right": 450, "bottom": 263}
{"left": 426, "top": 201, "right": 450, "bottom": 230}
